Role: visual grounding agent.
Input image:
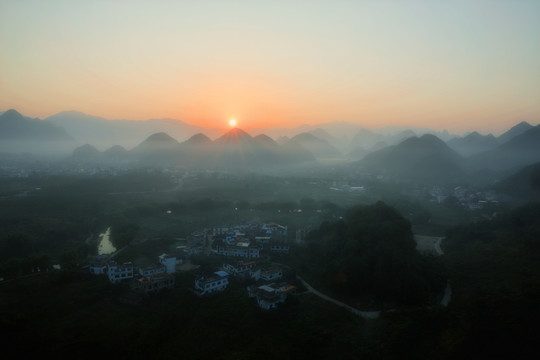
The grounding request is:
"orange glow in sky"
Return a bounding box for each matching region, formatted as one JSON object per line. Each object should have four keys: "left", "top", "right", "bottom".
{"left": 1, "top": 1, "right": 539, "bottom": 135}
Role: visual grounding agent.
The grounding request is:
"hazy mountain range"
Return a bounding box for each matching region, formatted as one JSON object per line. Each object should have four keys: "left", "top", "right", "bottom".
{"left": 2, "top": 109, "right": 540, "bottom": 179}
{"left": 44, "top": 110, "right": 222, "bottom": 149}
{"left": 0, "top": 109, "right": 460, "bottom": 152}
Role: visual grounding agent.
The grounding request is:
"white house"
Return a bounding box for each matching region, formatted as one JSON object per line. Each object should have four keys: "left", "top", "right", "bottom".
{"left": 247, "top": 282, "right": 296, "bottom": 310}
{"left": 194, "top": 271, "right": 229, "bottom": 296}
{"left": 159, "top": 253, "right": 181, "bottom": 274}
{"left": 260, "top": 267, "right": 283, "bottom": 281}
{"left": 139, "top": 264, "right": 166, "bottom": 277}
{"left": 107, "top": 261, "right": 134, "bottom": 284}
{"left": 89, "top": 255, "right": 109, "bottom": 275}
{"left": 222, "top": 260, "right": 257, "bottom": 276}
{"left": 216, "top": 243, "right": 261, "bottom": 259}
{"left": 181, "top": 245, "right": 203, "bottom": 257}
{"left": 269, "top": 243, "right": 290, "bottom": 254}
{"left": 260, "top": 223, "right": 288, "bottom": 238}
{"left": 90, "top": 263, "right": 107, "bottom": 275}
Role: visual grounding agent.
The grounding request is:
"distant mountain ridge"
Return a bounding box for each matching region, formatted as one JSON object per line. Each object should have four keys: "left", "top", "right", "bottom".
{"left": 497, "top": 121, "right": 533, "bottom": 144}
{"left": 3, "top": 108, "right": 538, "bottom": 173}
{"left": 45, "top": 110, "right": 219, "bottom": 148}
{"left": 287, "top": 132, "right": 343, "bottom": 159}
{"left": 468, "top": 125, "right": 540, "bottom": 171}
{"left": 447, "top": 131, "right": 499, "bottom": 156}
{"left": 77, "top": 128, "right": 316, "bottom": 170}
{"left": 0, "top": 109, "right": 71, "bottom": 141}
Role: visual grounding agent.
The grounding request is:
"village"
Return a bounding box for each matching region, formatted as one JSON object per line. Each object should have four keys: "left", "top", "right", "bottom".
{"left": 87, "top": 222, "right": 298, "bottom": 311}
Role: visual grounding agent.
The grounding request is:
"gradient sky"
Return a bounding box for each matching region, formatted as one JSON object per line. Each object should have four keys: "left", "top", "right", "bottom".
{"left": 1, "top": 0, "right": 539, "bottom": 135}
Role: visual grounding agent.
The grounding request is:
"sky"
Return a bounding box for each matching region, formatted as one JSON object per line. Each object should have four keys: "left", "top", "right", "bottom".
{"left": 1, "top": 0, "right": 540, "bottom": 135}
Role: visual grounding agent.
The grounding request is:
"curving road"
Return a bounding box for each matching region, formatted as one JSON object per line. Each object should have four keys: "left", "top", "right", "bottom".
{"left": 296, "top": 235, "right": 451, "bottom": 319}
{"left": 296, "top": 276, "right": 381, "bottom": 319}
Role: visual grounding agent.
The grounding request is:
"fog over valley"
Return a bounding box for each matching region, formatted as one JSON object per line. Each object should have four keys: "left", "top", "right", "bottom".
{"left": 2, "top": 1, "right": 540, "bottom": 359}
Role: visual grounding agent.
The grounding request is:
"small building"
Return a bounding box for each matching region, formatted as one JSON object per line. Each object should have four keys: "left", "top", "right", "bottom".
{"left": 139, "top": 264, "right": 166, "bottom": 277}
{"left": 255, "top": 236, "right": 271, "bottom": 244}
{"left": 159, "top": 253, "right": 181, "bottom": 274}
{"left": 260, "top": 223, "right": 288, "bottom": 238}
{"left": 247, "top": 282, "right": 296, "bottom": 310}
{"left": 177, "top": 245, "right": 203, "bottom": 258}
{"left": 136, "top": 273, "right": 175, "bottom": 294}
{"left": 260, "top": 267, "right": 283, "bottom": 281}
{"left": 89, "top": 255, "right": 109, "bottom": 275}
{"left": 107, "top": 261, "right": 134, "bottom": 284}
{"left": 269, "top": 243, "right": 290, "bottom": 254}
{"left": 222, "top": 260, "right": 257, "bottom": 278}
{"left": 194, "top": 271, "right": 229, "bottom": 296}
{"left": 216, "top": 243, "right": 261, "bottom": 259}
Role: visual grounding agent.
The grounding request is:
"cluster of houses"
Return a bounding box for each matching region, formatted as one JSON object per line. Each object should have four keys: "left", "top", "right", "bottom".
{"left": 426, "top": 185, "right": 499, "bottom": 210}
{"left": 87, "top": 222, "right": 296, "bottom": 310}
{"left": 196, "top": 259, "right": 296, "bottom": 309}
{"left": 212, "top": 223, "right": 290, "bottom": 258}
{"left": 88, "top": 253, "right": 180, "bottom": 294}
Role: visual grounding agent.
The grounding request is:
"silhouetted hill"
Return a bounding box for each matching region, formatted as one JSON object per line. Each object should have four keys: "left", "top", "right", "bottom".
{"left": 362, "top": 134, "right": 464, "bottom": 183}
{"left": 72, "top": 144, "right": 101, "bottom": 160}
{"left": 347, "top": 139, "right": 389, "bottom": 160}
{"left": 129, "top": 132, "right": 180, "bottom": 163}
{"left": 205, "top": 129, "right": 316, "bottom": 170}
{"left": 376, "top": 126, "right": 456, "bottom": 142}
{"left": 308, "top": 128, "right": 336, "bottom": 144}
{"left": 388, "top": 130, "right": 416, "bottom": 145}
{"left": 447, "top": 131, "right": 499, "bottom": 156}
{"left": 214, "top": 128, "right": 255, "bottom": 145}
{"left": 0, "top": 109, "right": 71, "bottom": 141}
{"left": 142, "top": 132, "right": 178, "bottom": 144}
{"left": 254, "top": 134, "right": 280, "bottom": 148}
{"left": 287, "top": 132, "right": 343, "bottom": 159}
{"left": 498, "top": 121, "right": 533, "bottom": 144}
{"left": 348, "top": 129, "right": 385, "bottom": 150}
{"left": 181, "top": 133, "right": 212, "bottom": 146}
{"left": 176, "top": 133, "right": 214, "bottom": 167}
{"left": 494, "top": 162, "right": 540, "bottom": 200}
{"left": 103, "top": 145, "right": 129, "bottom": 159}
{"left": 212, "top": 129, "right": 284, "bottom": 169}
{"left": 468, "top": 126, "right": 540, "bottom": 171}
{"left": 45, "top": 111, "right": 217, "bottom": 148}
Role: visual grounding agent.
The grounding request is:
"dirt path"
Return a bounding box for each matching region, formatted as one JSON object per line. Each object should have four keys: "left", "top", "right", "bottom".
{"left": 296, "top": 276, "right": 381, "bottom": 319}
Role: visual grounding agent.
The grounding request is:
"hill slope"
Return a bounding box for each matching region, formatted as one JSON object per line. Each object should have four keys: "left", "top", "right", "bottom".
{"left": 361, "top": 134, "right": 464, "bottom": 183}
{"left": 0, "top": 109, "right": 71, "bottom": 141}
{"left": 468, "top": 126, "right": 540, "bottom": 171}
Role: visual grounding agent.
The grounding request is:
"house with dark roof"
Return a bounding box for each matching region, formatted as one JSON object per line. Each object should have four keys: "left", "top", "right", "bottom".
{"left": 194, "top": 271, "right": 230, "bottom": 296}
{"left": 247, "top": 282, "right": 296, "bottom": 310}
{"left": 136, "top": 273, "right": 175, "bottom": 294}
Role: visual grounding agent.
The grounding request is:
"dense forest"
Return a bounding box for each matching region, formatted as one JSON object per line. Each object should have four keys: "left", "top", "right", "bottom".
{"left": 440, "top": 203, "right": 540, "bottom": 357}
{"left": 292, "top": 202, "right": 446, "bottom": 306}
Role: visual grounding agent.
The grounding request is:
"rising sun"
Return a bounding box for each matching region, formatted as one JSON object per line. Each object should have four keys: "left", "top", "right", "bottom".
{"left": 229, "top": 118, "right": 237, "bottom": 127}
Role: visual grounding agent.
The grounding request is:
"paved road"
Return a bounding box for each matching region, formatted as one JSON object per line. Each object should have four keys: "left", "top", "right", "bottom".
{"left": 296, "top": 276, "right": 380, "bottom": 319}
{"left": 297, "top": 235, "right": 451, "bottom": 316}
{"left": 414, "top": 234, "right": 450, "bottom": 306}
